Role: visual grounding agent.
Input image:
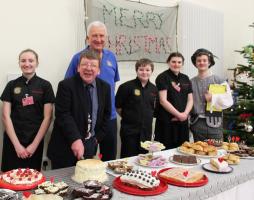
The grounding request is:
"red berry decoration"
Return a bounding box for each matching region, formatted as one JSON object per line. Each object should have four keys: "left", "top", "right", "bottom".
{"left": 218, "top": 157, "right": 224, "bottom": 163}
{"left": 23, "top": 191, "right": 31, "bottom": 198}
{"left": 98, "top": 153, "right": 103, "bottom": 160}
{"left": 151, "top": 171, "right": 157, "bottom": 177}
{"left": 183, "top": 171, "right": 188, "bottom": 177}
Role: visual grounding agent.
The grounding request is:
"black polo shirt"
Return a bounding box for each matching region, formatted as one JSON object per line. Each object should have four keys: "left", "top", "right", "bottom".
{"left": 1, "top": 74, "right": 55, "bottom": 144}
{"left": 115, "top": 78, "right": 158, "bottom": 136}
{"left": 156, "top": 69, "right": 192, "bottom": 122}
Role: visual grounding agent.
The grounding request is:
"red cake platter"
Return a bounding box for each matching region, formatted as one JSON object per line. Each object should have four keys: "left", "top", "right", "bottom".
{"left": 157, "top": 168, "right": 208, "bottom": 187}
{"left": 113, "top": 176, "right": 168, "bottom": 196}
{"left": 0, "top": 168, "right": 46, "bottom": 191}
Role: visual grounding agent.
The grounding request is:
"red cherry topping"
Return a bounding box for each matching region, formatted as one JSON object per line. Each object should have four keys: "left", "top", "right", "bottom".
{"left": 151, "top": 171, "right": 157, "bottom": 177}
{"left": 183, "top": 171, "right": 189, "bottom": 177}
{"left": 218, "top": 157, "right": 224, "bottom": 163}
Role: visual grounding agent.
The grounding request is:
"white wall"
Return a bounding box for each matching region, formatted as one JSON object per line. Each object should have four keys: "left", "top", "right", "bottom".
{"left": 0, "top": 0, "right": 85, "bottom": 165}
{"left": 137, "top": 0, "right": 254, "bottom": 78}
{"left": 0, "top": 0, "right": 253, "bottom": 163}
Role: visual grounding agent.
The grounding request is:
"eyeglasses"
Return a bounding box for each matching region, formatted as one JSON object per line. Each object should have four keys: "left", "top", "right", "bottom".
{"left": 79, "top": 62, "right": 98, "bottom": 68}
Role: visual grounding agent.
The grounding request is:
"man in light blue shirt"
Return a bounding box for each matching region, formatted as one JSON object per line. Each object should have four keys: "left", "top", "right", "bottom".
{"left": 65, "top": 21, "right": 120, "bottom": 161}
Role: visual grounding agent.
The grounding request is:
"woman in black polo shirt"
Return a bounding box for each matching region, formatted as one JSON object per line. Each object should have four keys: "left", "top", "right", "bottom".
{"left": 1, "top": 49, "right": 55, "bottom": 171}
{"left": 154, "top": 52, "right": 193, "bottom": 149}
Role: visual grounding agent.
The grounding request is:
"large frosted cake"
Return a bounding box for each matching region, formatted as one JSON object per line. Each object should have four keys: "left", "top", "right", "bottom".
{"left": 72, "top": 159, "right": 108, "bottom": 183}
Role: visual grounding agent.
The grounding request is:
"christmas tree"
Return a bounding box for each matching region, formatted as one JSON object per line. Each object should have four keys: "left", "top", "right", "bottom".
{"left": 224, "top": 22, "right": 254, "bottom": 145}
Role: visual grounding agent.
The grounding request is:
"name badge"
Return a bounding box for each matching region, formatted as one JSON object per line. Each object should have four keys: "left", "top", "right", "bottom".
{"left": 22, "top": 96, "right": 34, "bottom": 106}
{"left": 134, "top": 89, "right": 141, "bottom": 96}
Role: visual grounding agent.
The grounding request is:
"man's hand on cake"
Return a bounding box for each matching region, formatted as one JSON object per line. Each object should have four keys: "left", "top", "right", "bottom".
{"left": 14, "top": 143, "right": 29, "bottom": 159}
{"left": 71, "top": 139, "right": 84, "bottom": 160}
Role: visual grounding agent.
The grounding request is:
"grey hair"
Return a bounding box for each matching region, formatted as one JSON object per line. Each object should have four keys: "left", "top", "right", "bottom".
{"left": 87, "top": 21, "right": 108, "bottom": 36}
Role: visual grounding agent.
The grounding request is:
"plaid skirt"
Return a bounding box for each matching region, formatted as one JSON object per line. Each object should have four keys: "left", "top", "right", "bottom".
{"left": 190, "top": 118, "right": 223, "bottom": 142}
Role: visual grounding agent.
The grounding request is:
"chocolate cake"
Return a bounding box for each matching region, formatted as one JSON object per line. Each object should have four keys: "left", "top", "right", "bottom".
{"left": 72, "top": 188, "right": 94, "bottom": 197}
{"left": 71, "top": 181, "right": 112, "bottom": 200}
{"left": 36, "top": 181, "right": 69, "bottom": 197}
{"left": 172, "top": 155, "right": 197, "bottom": 164}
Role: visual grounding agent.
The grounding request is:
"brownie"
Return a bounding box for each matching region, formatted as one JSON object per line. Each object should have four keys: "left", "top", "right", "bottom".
{"left": 82, "top": 193, "right": 102, "bottom": 200}
{"left": 188, "top": 156, "right": 197, "bottom": 164}
{"left": 173, "top": 155, "right": 182, "bottom": 162}
{"left": 73, "top": 187, "right": 95, "bottom": 198}
{"left": 72, "top": 181, "right": 112, "bottom": 199}
{"left": 181, "top": 156, "right": 189, "bottom": 163}
{"left": 97, "top": 185, "right": 111, "bottom": 194}
{"left": 101, "top": 194, "right": 111, "bottom": 200}
{"left": 84, "top": 180, "right": 102, "bottom": 190}
{"left": 43, "top": 185, "right": 59, "bottom": 194}
{"left": 172, "top": 155, "right": 197, "bottom": 164}
{"left": 57, "top": 188, "right": 68, "bottom": 197}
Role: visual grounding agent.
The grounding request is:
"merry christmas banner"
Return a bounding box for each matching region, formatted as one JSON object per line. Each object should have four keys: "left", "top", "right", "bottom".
{"left": 86, "top": 0, "right": 178, "bottom": 62}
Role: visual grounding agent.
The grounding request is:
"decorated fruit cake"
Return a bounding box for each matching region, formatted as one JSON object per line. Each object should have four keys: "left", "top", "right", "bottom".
{"left": 0, "top": 168, "right": 44, "bottom": 187}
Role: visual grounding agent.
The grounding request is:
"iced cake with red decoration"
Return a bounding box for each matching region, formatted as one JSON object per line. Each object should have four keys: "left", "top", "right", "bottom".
{"left": 210, "top": 158, "right": 228, "bottom": 171}
{"left": 159, "top": 167, "right": 204, "bottom": 183}
{"left": 120, "top": 169, "right": 160, "bottom": 189}
{"left": 1, "top": 168, "right": 43, "bottom": 185}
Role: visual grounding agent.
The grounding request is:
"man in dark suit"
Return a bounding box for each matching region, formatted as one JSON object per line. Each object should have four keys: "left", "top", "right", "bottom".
{"left": 47, "top": 49, "right": 111, "bottom": 169}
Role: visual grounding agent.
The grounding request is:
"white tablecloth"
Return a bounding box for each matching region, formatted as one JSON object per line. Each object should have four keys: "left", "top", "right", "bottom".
{"left": 42, "top": 148, "right": 254, "bottom": 200}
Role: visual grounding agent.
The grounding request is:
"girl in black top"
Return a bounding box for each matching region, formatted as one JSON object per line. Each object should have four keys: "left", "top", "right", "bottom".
{"left": 1, "top": 49, "right": 55, "bottom": 171}
{"left": 154, "top": 52, "right": 193, "bottom": 149}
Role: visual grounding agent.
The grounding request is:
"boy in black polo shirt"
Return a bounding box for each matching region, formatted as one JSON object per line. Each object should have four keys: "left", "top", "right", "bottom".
{"left": 116, "top": 58, "right": 158, "bottom": 158}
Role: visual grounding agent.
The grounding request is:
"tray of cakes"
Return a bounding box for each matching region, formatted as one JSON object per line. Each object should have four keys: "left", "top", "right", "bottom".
{"left": 33, "top": 180, "right": 69, "bottom": 197}
{"left": 221, "top": 142, "right": 239, "bottom": 152}
{"left": 157, "top": 167, "right": 208, "bottom": 187}
{"left": 140, "top": 141, "right": 166, "bottom": 152}
{"left": 113, "top": 169, "right": 168, "bottom": 196}
{"left": 202, "top": 158, "right": 233, "bottom": 174}
{"left": 107, "top": 160, "right": 133, "bottom": 176}
{"left": 169, "top": 155, "right": 201, "bottom": 166}
{"left": 70, "top": 180, "right": 113, "bottom": 200}
{"left": 0, "top": 168, "right": 46, "bottom": 191}
{"left": 177, "top": 141, "right": 224, "bottom": 158}
{"left": 232, "top": 145, "right": 254, "bottom": 159}
{"left": 135, "top": 154, "right": 167, "bottom": 168}
{"left": 222, "top": 154, "right": 240, "bottom": 165}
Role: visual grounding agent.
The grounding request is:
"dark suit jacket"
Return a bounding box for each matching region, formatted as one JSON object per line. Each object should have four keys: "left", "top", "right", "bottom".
{"left": 47, "top": 74, "right": 111, "bottom": 167}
